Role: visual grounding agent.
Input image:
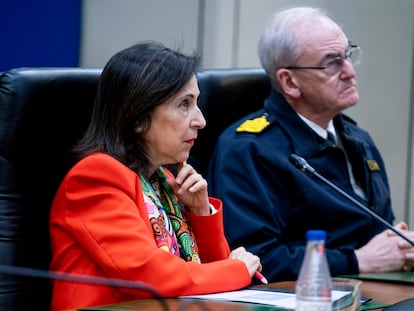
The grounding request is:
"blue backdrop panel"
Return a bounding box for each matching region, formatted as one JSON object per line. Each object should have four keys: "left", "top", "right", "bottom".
{"left": 0, "top": 0, "right": 82, "bottom": 71}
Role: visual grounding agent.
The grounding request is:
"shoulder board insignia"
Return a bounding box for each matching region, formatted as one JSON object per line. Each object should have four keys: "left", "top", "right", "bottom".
{"left": 236, "top": 115, "right": 270, "bottom": 133}
{"left": 366, "top": 159, "right": 380, "bottom": 171}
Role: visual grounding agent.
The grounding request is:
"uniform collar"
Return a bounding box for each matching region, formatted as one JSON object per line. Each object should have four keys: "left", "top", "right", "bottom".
{"left": 297, "top": 114, "right": 337, "bottom": 142}
{"left": 264, "top": 90, "right": 339, "bottom": 155}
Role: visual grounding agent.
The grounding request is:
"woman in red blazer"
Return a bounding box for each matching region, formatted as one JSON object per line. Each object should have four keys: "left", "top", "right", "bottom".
{"left": 49, "top": 41, "right": 262, "bottom": 311}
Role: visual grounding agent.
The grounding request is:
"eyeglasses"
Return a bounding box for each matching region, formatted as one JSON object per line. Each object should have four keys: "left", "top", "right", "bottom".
{"left": 285, "top": 45, "right": 362, "bottom": 75}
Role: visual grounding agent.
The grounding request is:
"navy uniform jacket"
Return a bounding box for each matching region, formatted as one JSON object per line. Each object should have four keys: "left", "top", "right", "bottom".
{"left": 207, "top": 90, "right": 394, "bottom": 282}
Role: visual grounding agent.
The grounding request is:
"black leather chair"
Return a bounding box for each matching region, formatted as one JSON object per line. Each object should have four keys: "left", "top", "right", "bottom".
{"left": 0, "top": 67, "right": 270, "bottom": 310}
{"left": 0, "top": 68, "right": 101, "bottom": 311}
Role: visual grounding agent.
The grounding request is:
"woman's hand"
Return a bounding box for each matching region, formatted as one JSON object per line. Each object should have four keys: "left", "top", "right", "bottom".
{"left": 166, "top": 162, "right": 210, "bottom": 215}
{"left": 229, "top": 246, "right": 262, "bottom": 277}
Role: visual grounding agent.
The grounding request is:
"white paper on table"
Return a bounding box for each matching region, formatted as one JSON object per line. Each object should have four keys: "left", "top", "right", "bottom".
{"left": 181, "top": 288, "right": 350, "bottom": 309}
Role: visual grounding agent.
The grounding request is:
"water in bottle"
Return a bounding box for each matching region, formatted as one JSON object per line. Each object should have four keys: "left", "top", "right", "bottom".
{"left": 295, "top": 230, "right": 332, "bottom": 311}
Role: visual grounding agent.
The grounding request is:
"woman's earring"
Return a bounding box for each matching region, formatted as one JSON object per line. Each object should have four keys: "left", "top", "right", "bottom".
{"left": 135, "top": 127, "right": 143, "bottom": 133}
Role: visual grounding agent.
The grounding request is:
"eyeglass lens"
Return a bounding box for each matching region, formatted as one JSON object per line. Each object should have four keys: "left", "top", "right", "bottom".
{"left": 348, "top": 46, "right": 362, "bottom": 67}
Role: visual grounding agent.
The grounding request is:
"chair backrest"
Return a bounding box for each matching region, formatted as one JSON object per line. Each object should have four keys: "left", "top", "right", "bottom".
{"left": 0, "top": 67, "right": 270, "bottom": 310}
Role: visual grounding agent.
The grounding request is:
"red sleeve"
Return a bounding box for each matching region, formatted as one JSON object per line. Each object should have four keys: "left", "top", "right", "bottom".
{"left": 184, "top": 197, "right": 231, "bottom": 262}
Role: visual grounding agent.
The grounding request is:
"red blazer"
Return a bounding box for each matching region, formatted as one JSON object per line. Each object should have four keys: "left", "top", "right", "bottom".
{"left": 49, "top": 153, "right": 251, "bottom": 311}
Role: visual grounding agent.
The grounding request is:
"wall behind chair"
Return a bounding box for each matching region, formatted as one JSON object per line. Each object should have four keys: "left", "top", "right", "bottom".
{"left": 80, "top": 0, "right": 202, "bottom": 66}
{"left": 0, "top": 0, "right": 81, "bottom": 71}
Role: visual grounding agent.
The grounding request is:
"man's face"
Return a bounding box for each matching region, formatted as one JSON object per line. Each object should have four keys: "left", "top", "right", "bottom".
{"left": 288, "top": 17, "right": 360, "bottom": 122}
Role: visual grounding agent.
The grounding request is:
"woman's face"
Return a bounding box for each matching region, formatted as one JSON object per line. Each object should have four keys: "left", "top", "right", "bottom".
{"left": 143, "top": 75, "right": 206, "bottom": 170}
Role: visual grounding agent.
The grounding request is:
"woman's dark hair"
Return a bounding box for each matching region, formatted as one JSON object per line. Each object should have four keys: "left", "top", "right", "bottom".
{"left": 72, "top": 41, "right": 200, "bottom": 176}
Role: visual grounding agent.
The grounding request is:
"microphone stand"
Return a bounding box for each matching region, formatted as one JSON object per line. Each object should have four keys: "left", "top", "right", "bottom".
{"left": 289, "top": 154, "right": 414, "bottom": 247}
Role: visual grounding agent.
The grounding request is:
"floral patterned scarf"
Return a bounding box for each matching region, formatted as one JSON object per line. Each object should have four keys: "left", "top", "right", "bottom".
{"left": 140, "top": 167, "right": 200, "bottom": 263}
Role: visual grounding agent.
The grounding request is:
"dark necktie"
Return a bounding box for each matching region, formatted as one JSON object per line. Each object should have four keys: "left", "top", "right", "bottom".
{"left": 327, "top": 132, "right": 336, "bottom": 145}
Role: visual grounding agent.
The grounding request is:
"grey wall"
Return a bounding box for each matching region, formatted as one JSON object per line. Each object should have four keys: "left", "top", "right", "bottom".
{"left": 80, "top": 0, "right": 414, "bottom": 226}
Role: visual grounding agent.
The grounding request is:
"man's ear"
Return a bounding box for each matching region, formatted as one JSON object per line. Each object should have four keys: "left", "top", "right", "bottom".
{"left": 276, "top": 68, "right": 301, "bottom": 98}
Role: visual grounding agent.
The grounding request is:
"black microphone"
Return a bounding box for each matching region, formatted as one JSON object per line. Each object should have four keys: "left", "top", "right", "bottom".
{"left": 289, "top": 154, "right": 414, "bottom": 247}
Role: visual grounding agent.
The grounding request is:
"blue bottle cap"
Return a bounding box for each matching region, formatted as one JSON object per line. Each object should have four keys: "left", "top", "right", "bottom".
{"left": 306, "top": 230, "right": 326, "bottom": 240}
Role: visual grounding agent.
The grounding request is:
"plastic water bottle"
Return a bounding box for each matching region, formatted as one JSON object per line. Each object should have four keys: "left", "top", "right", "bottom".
{"left": 295, "top": 230, "right": 332, "bottom": 311}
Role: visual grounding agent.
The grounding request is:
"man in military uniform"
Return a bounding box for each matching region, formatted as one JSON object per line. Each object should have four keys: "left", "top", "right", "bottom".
{"left": 207, "top": 6, "right": 414, "bottom": 282}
